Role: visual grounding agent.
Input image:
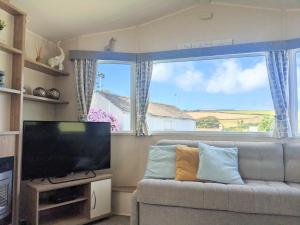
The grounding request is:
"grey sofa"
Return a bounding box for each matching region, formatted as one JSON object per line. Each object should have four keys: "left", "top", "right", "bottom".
{"left": 131, "top": 140, "right": 300, "bottom": 225}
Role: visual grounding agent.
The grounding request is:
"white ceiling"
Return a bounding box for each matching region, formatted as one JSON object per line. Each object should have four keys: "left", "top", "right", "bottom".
{"left": 10, "top": 0, "right": 300, "bottom": 41}
{"left": 11, "top": 0, "right": 201, "bottom": 41}
{"left": 212, "top": 0, "right": 300, "bottom": 9}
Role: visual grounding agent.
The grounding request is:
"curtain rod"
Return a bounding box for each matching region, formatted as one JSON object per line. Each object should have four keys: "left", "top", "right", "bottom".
{"left": 69, "top": 38, "right": 300, "bottom": 62}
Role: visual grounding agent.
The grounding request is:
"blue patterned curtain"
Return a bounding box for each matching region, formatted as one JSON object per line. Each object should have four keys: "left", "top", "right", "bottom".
{"left": 266, "top": 50, "right": 292, "bottom": 138}
{"left": 74, "top": 59, "right": 97, "bottom": 121}
{"left": 136, "top": 56, "right": 153, "bottom": 136}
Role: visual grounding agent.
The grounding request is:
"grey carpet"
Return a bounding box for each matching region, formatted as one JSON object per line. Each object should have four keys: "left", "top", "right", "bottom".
{"left": 92, "top": 216, "right": 130, "bottom": 225}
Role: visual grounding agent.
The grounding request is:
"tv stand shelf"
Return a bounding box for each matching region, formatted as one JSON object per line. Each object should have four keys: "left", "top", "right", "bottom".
{"left": 39, "top": 196, "right": 88, "bottom": 211}
{"left": 21, "top": 173, "right": 112, "bottom": 225}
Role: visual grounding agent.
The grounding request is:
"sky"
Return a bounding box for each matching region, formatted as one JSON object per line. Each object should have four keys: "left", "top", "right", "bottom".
{"left": 96, "top": 55, "right": 276, "bottom": 111}
{"left": 96, "top": 63, "right": 131, "bottom": 97}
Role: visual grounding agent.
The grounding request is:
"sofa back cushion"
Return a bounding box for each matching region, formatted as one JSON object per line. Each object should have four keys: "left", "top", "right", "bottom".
{"left": 144, "top": 145, "right": 178, "bottom": 179}
{"left": 176, "top": 146, "right": 199, "bottom": 181}
{"left": 197, "top": 143, "right": 244, "bottom": 184}
{"left": 283, "top": 143, "right": 300, "bottom": 183}
{"left": 157, "top": 140, "right": 284, "bottom": 181}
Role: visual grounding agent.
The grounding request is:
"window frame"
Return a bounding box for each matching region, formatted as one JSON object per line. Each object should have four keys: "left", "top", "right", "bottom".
{"left": 96, "top": 60, "right": 136, "bottom": 134}
{"left": 149, "top": 52, "right": 274, "bottom": 137}
{"left": 291, "top": 49, "right": 300, "bottom": 136}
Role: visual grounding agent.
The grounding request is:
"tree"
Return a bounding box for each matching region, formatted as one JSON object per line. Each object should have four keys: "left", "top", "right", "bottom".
{"left": 258, "top": 115, "right": 274, "bottom": 132}
{"left": 196, "top": 116, "right": 220, "bottom": 129}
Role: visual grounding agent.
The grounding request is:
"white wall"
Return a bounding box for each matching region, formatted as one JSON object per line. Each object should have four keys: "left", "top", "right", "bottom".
{"left": 57, "top": 4, "right": 300, "bottom": 187}
{"left": 137, "top": 5, "right": 285, "bottom": 52}
{"left": 61, "top": 4, "right": 296, "bottom": 53}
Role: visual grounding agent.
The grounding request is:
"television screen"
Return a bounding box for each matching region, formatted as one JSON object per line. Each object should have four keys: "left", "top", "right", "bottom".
{"left": 22, "top": 121, "right": 111, "bottom": 180}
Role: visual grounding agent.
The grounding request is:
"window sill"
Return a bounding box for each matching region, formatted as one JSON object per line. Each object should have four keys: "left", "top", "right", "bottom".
{"left": 111, "top": 131, "right": 135, "bottom": 136}
{"left": 148, "top": 131, "right": 278, "bottom": 141}
{"left": 150, "top": 131, "right": 273, "bottom": 137}
{"left": 111, "top": 131, "right": 274, "bottom": 137}
{"left": 109, "top": 131, "right": 300, "bottom": 143}
{"left": 112, "top": 130, "right": 275, "bottom": 139}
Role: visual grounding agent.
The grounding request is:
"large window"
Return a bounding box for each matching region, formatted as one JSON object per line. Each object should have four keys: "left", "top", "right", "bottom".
{"left": 297, "top": 52, "right": 300, "bottom": 131}
{"left": 148, "top": 55, "right": 275, "bottom": 133}
{"left": 89, "top": 62, "right": 132, "bottom": 132}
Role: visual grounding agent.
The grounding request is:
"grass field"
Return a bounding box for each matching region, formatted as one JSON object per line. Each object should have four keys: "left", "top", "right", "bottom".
{"left": 219, "top": 110, "right": 275, "bottom": 116}
{"left": 187, "top": 110, "right": 275, "bottom": 132}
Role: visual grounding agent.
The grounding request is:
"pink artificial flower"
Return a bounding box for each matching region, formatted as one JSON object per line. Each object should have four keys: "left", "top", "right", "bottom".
{"left": 88, "top": 108, "right": 121, "bottom": 132}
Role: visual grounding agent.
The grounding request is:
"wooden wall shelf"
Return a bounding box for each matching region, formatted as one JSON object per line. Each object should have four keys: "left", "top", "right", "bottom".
{"left": 23, "top": 94, "right": 69, "bottom": 104}
{"left": 24, "top": 59, "right": 70, "bottom": 77}
{"left": 0, "top": 131, "right": 20, "bottom": 136}
{"left": 0, "top": 42, "right": 22, "bottom": 55}
{"left": 0, "top": 1, "right": 27, "bottom": 223}
{"left": 0, "top": 87, "right": 21, "bottom": 95}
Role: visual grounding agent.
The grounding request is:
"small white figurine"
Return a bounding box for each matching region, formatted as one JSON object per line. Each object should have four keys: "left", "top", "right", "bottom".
{"left": 104, "top": 37, "right": 116, "bottom": 51}
{"left": 48, "top": 41, "right": 65, "bottom": 71}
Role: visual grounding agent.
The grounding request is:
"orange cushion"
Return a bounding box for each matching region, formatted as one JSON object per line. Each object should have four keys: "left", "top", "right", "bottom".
{"left": 175, "top": 145, "right": 199, "bottom": 181}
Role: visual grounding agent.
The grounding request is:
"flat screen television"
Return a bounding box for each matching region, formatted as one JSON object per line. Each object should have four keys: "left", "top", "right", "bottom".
{"left": 22, "top": 121, "right": 111, "bottom": 180}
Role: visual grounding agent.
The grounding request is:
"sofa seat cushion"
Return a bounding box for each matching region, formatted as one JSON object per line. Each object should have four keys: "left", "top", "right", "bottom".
{"left": 137, "top": 179, "right": 300, "bottom": 217}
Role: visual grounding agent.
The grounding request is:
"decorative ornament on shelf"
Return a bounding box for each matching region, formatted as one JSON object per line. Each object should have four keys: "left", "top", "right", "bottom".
{"left": 46, "top": 88, "right": 60, "bottom": 100}
{"left": 104, "top": 37, "right": 116, "bottom": 52}
{"left": 35, "top": 46, "right": 43, "bottom": 63}
{"left": 0, "top": 70, "right": 5, "bottom": 87}
{"left": 23, "top": 85, "right": 32, "bottom": 95}
{"left": 48, "top": 41, "right": 65, "bottom": 71}
{"left": 33, "top": 87, "right": 46, "bottom": 97}
{"left": 0, "top": 20, "right": 6, "bottom": 31}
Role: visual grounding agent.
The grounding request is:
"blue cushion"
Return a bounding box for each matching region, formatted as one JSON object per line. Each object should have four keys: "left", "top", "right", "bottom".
{"left": 144, "top": 145, "right": 177, "bottom": 179}
{"left": 197, "top": 143, "right": 244, "bottom": 184}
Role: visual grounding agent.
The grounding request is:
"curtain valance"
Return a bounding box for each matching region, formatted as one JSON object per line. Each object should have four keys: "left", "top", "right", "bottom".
{"left": 69, "top": 38, "right": 300, "bottom": 62}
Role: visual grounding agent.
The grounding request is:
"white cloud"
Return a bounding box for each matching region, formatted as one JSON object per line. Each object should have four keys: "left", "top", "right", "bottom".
{"left": 152, "top": 58, "right": 269, "bottom": 95}
{"left": 152, "top": 61, "right": 196, "bottom": 82}
{"left": 152, "top": 63, "right": 173, "bottom": 82}
{"left": 205, "top": 59, "right": 269, "bottom": 94}
{"left": 175, "top": 70, "right": 204, "bottom": 91}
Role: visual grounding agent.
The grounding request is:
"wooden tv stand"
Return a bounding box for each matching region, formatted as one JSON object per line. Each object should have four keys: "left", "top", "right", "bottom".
{"left": 21, "top": 173, "right": 112, "bottom": 225}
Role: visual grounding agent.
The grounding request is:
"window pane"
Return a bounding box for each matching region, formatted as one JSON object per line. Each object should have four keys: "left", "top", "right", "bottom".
{"left": 297, "top": 52, "right": 300, "bottom": 131}
{"left": 148, "top": 55, "right": 274, "bottom": 132}
{"left": 89, "top": 63, "right": 131, "bottom": 132}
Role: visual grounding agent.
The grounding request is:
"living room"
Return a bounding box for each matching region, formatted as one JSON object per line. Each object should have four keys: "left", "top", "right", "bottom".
{"left": 0, "top": 0, "right": 299, "bottom": 225}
